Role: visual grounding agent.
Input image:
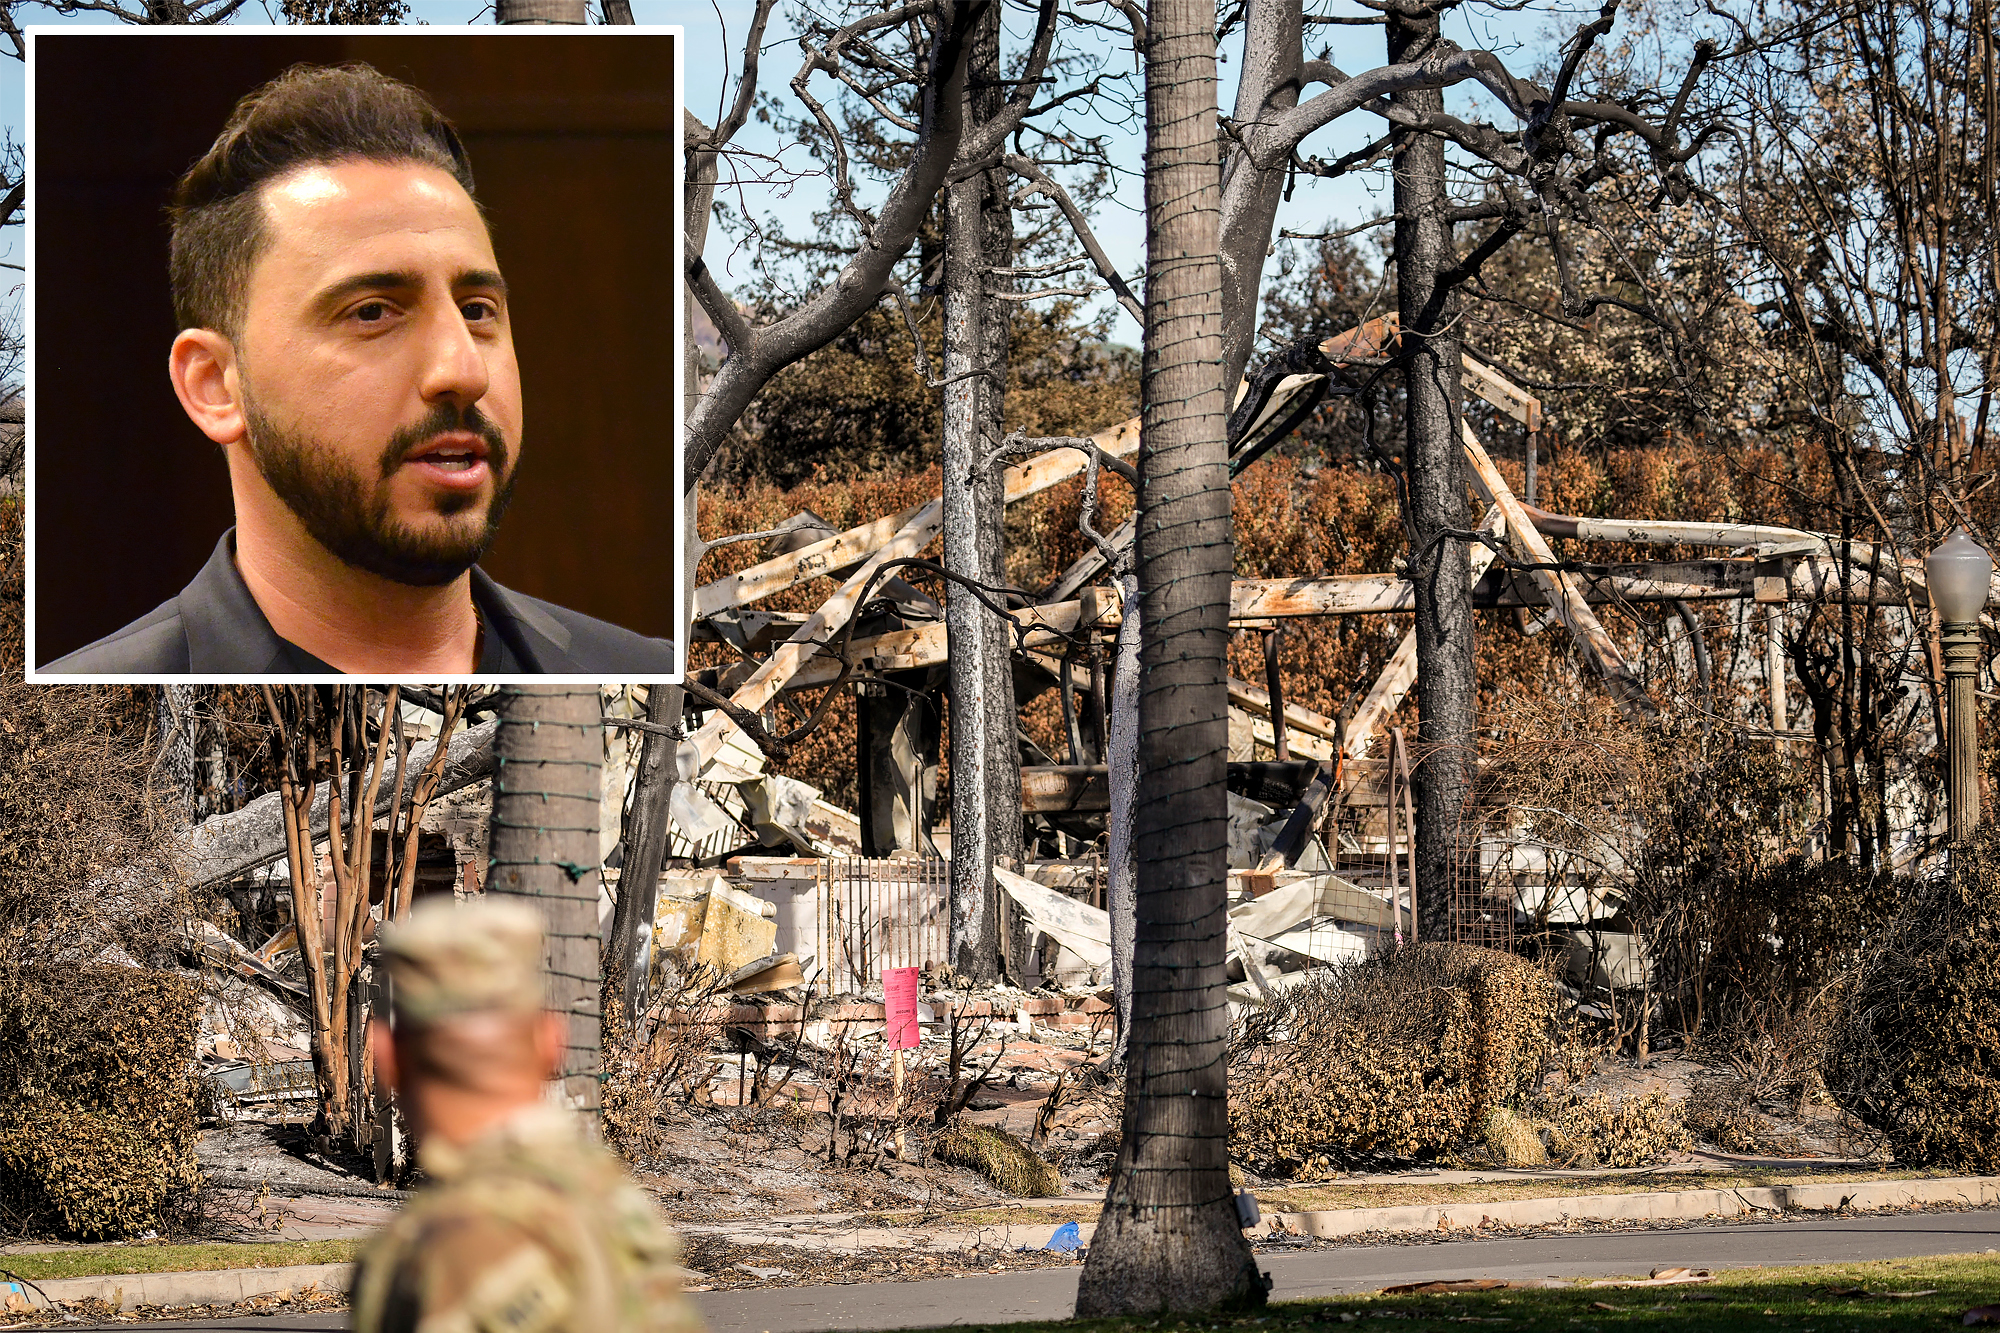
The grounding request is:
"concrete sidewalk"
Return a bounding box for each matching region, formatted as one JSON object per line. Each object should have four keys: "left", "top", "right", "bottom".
{"left": 42, "top": 1208, "right": 2000, "bottom": 1331}
{"left": 13, "top": 1174, "right": 1997, "bottom": 1315}
{"left": 1253, "top": 1172, "right": 2000, "bottom": 1240}
{"left": 673, "top": 1172, "right": 2000, "bottom": 1255}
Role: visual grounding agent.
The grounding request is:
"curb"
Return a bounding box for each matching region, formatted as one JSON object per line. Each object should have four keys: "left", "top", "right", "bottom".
{"left": 6, "top": 1261, "right": 350, "bottom": 1312}
{"left": 681, "top": 1175, "right": 2000, "bottom": 1257}
{"left": 1249, "top": 1174, "right": 2000, "bottom": 1239}
{"left": 10, "top": 1175, "right": 1994, "bottom": 1309}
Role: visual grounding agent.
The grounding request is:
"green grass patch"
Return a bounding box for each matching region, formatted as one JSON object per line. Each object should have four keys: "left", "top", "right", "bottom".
{"left": 0, "top": 1239, "right": 359, "bottom": 1281}
{"left": 876, "top": 1252, "right": 2000, "bottom": 1333}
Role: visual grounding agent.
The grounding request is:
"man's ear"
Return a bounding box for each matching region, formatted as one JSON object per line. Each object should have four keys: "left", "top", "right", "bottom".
{"left": 168, "top": 328, "right": 246, "bottom": 446}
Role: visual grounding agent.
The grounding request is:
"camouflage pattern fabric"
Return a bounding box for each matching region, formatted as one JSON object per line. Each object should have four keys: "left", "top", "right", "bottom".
{"left": 351, "top": 1105, "right": 703, "bottom": 1333}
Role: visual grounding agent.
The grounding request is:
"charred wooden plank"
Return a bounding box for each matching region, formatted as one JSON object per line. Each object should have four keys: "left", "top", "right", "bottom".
{"left": 687, "top": 499, "right": 945, "bottom": 770}
{"left": 1459, "top": 352, "right": 1541, "bottom": 431}
{"left": 1462, "top": 421, "right": 1657, "bottom": 721}
{"left": 1226, "top": 679, "right": 1343, "bottom": 742}
{"left": 694, "top": 419, "right": 1141, "bottom": 619}
{"left": 1021, "top": 765, "right": 1111, "bottom": 813}
{"left": 1232, "top": 575, "right": 1413, "bottom": 618}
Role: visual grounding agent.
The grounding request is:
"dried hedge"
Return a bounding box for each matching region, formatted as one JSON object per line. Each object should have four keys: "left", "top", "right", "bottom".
{"left": 1825, "top": 833, "right": 2000, "bottom": 1171}
{"left": 1230, "top": 945, "right": 1558, "bottom": 1173}
{"left": 1, "top": 501, "right": 198, "bottom": 1238}
{"left": 931, "top": 1123, "right": 1062, "bottom": 1197}
{"left": 0, "top": 967, "right": 204, "bottom": 1238}
{"left": 1544, "top": 1090, "right": 1690, "bottom": 1168}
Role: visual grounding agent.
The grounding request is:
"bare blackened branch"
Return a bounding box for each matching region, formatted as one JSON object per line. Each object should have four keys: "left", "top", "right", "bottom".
{"left": 1077, "top": 447, "right": 1130, "bottom": 578}
{"left": 1082, "top": 0, "right": 1146, "bottom": 56}
{"left": 1003, "top": 153, "right": 1144, "bottom": 325}
{"left": 977, "top": 430, "right": 1138, "bottom": 486}
{"left": 1441, "top": 209, "right": 1528, "bottom": 290}
{"left": 884, "top": 275, "right": 996, "bottom": 391}
{"left": 827, "top": 65, "right": 923, "bottom": 135}
{"left": 690, "top": 0, "right": 775, "bottom": 154}
{"left": 683, "top": 679, "right": 795, "bottom": 764}
{"left": 1538, "top": 1, "right": 1618, "bottom": 123}
{"left": 687, "top": 256, "right": 752, "bottom": 359}
{"left": 685, "top": 3, "right": 984, "bottom": 483}
{"left": 955, "top": 0, "right": 1061, "bottom": 164}
{"left": 992, "top": 283, "right": 1100, "bottom": 301}
{"left": 1279, "top": 217, "right": 1400, "bottom": 242}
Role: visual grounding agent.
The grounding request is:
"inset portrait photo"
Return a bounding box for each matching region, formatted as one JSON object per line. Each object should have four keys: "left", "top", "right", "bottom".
{"left": 26, "top": 26, "right": 683, "bottom": 680}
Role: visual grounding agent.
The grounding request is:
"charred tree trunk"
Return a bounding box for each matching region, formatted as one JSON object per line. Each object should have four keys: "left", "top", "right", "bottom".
{"left": 607, "top": 682, "right": 681, "bottom": 1032}
{"left": 485, "top": 685, "right": 604, "bottom": 1112}
{"left": 1105, "top": 574, "right": 1141, "bottom": 1062}
{"left": 974, "top": 78, "right": 1028, "bottom": 981}
{"left": 495, "top": 0, "right": 586, "bottom": 22}
{"left": 1076, "top": 0, "right": 1265, "bottom": 1312}
{"left": 156, "top": 685, "right": 200, "bottom": 821}
{"left": 1389, "top": 1, "right": 1473, "bottom": 942}
{"left": 946, "top": 1, "right": 1021, "bottom": 983}
{"left": 1217, "top": 0, "right": 1303, "bottom": 387}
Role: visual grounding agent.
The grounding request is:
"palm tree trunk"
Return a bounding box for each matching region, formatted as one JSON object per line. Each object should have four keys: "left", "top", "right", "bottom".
{"left": 1075, "top": 0, "right": 1265, "bottom": 1312}
{"left": 485, "top": 685, "right": 604, "bottom": 1111}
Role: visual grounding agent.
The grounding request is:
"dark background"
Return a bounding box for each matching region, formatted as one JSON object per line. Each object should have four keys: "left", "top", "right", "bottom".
{"left": 31, "top": 30, "right": 680, "bottom": 669}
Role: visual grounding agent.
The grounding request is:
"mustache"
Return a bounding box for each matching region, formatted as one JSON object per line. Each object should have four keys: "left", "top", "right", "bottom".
{"left": 378, "top": 402, "right": 510, "bottom": 478}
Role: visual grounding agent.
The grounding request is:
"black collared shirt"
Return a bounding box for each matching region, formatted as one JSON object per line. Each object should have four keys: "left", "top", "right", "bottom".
{"left": 42, "top": 531, "right": 676, "bottom": 677}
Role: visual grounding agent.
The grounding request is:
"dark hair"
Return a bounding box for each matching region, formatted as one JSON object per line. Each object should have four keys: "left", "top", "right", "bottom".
{"left": 167, "top": 63, "right": 477, "bottom": 338}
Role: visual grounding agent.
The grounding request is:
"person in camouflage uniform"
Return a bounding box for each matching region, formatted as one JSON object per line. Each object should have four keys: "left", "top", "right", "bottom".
{"left": 351, "top": 898, "right": 703, "bottom": 1333}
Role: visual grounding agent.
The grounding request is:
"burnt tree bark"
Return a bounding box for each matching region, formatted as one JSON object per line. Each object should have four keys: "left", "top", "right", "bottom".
{"left": 684, "top": 5, "right": 985, "bottom": 483}
{"left": 1217, "top": 0, "right": 1302, "bottom": 388}
{"left": 1388, "top": 0, "right": 1473, "bottom": 941}
{"left": 1105, "top": 574, "right": 1141, "bottom": 1061}
{"left": 485, "top": 685, "right": 604, "bottom": 1112}
{"left": 607, "top": 682, "right": 682, "bottom": 1031}
{"left": 1075, "top": 0, "right": 1265, "bottom": 1313}
{"left": 945, "top": 0, "right": 1024, "bottom": 983}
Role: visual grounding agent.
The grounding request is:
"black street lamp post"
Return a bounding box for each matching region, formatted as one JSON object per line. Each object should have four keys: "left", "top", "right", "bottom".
{"left": 1926, "top": 528, "right": 1994, "bottom": 848}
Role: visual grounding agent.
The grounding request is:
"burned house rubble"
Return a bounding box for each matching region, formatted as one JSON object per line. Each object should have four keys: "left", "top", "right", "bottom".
{"left": 168, "top": 322, "right": 1981, "bottom": 1176}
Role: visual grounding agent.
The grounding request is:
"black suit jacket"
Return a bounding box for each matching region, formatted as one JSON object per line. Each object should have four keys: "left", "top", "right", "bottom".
{"left": 42, "top": 532, "right": 677, "bottom": 676}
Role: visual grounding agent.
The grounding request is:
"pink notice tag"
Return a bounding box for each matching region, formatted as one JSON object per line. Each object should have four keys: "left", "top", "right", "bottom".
{"left": 882, "top": 965, "right": 921, "bottom": 1050}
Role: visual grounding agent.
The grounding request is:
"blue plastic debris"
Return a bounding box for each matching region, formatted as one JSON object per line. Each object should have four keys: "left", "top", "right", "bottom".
{"left": 1043, "top": 1221, "right": 1083, "bottom": 1252}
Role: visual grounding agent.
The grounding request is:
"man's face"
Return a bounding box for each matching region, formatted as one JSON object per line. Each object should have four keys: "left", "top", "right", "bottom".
{"left": 232, "top": 158, "right": 523, "bottom": 586}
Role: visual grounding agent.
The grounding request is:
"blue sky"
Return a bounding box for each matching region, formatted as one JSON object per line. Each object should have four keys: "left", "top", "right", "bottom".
{"left": 0, "top": 0, "right": 1571, "bottom": 336}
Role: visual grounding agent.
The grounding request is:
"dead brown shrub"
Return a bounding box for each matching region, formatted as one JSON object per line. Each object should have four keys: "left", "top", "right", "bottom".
{"left": 929, "top": 1123, "right": 1061, "bottom": 1197}
{"left": 600, "top": 963, "right": 733, "bottom": 1161}
{"left": 0, "top": 501, "right": 198, "bottom": 1240}
{"left": 1543, "top": 1090, "right": 1689, "bottom": 1168}
{"left": 1230, "top": 945, "right": 1558, "bottom": 1174}
{"left": 1824, "top": 830, "right": 2000, "bottom": 1171}
{"left": 0, "top": 967, "right": 203, "bottom": 1238}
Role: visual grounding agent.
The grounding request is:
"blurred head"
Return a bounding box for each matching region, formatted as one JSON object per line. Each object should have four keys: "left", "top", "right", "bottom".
{"left": 373, "top": 899, "right": 557, "bottom": 1145}
{"left": 381, "top": 1007, "right": 565, "bottom": 1099}
{"left": 166, "top": 64, "right": 522, "bottom": 587}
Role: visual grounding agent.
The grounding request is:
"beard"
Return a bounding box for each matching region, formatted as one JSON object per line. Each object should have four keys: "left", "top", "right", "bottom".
{"left": 243, "top": 397, "right": 517, "bottom": 588}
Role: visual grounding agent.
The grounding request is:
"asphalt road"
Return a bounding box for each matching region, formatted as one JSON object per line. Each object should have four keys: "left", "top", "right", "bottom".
{"left": 62, "top": 1208, "right": 2000, "bottom": 1333}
